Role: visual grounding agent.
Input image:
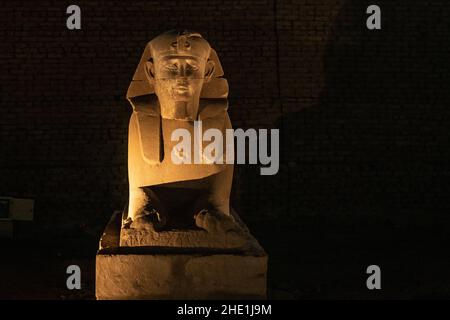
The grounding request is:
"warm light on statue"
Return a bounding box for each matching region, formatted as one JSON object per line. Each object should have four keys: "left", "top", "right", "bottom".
{"left": 124, "top": 30, "right": 235, "bottom": 236}
{"left": 96, "top": 30, "right": 267, "bottom": 300}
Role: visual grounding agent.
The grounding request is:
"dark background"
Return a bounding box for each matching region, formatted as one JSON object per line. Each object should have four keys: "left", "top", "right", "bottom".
{"left": 1, "top": 0, "right": 450, "bottom": 299}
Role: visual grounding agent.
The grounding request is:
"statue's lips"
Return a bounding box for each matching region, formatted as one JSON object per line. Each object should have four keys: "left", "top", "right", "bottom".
{"left": 173, "top": 85, "right": 190, "bottom": 93}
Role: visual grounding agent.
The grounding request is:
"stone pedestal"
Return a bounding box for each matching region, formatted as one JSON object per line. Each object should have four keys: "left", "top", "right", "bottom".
{"left": 96, "top": 210, "right": 267, "bottom": 300}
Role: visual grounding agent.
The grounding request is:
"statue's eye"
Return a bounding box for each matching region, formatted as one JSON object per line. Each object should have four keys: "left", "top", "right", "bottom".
{"left": 166, "top": 63, "right": 178, "bottom": 71}
{"left": 186, "top": 61, "right": 199, "bottom": 71}
{"left": 188, "top": 64, "right": 199, "bottom": 72}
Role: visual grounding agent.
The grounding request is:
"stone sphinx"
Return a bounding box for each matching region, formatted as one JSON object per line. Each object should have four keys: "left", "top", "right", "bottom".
{"left": 96, "top": 31, "right": 267, "bottom": 299}
{"left": 121, "top": 30, "right": 246, "bottom": 248}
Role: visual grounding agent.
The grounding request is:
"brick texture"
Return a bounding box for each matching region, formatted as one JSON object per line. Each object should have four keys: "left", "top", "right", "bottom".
{"left": 1, "top": 0, "right": 449, "bottom": 232}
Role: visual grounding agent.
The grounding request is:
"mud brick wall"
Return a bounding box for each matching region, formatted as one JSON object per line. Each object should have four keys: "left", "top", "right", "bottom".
{"left": 1, "top": 0, "right": 449, "bottom": 233}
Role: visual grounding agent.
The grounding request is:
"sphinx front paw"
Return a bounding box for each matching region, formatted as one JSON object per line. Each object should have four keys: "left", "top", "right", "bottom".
{"left": 194, "top": 209, "right": 238, "bottom": 234}
{"left": 194, "top": 209, "right": 249, "bottom": 247}
{"left": 128, "top": 208, "right": 167, "bottom": 231}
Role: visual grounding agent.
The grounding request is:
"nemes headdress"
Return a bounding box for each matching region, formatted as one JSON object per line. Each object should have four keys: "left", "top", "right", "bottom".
{"left": 127, "top": 30, "right": 227, "bottom": 99}
{"left": 149, "top": 30, "right": 211, "bottom": 60}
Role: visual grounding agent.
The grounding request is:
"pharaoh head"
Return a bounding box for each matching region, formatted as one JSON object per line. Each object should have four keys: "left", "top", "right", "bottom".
{"left": 144, "top": 30, "right": 216, "bottom": 120}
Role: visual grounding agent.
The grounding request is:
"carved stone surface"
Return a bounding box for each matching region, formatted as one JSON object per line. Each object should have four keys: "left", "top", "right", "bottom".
{"left": 96, "top": 211, "right": 267, "bottom": 300}
{"left": 120, "top": 209, "right": 255, "bottom": 249}
{"left": 125, "top": 30, "right": 233, "bottom": 231}
{"left": 96, "top": 30, "right": 268, "bottom": 299}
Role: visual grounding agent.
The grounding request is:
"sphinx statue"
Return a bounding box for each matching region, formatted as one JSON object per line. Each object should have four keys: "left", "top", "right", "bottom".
{"left": 96, "top": 31, "right": 268, "bottom": 299}
{"left": 121, "top": 30, "right": 247, "bottom": 248}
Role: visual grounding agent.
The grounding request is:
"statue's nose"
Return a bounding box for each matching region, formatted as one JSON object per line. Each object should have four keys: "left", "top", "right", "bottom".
{"left": 177, "top": 64, "right": 187, "bottom": 77}
{"left": 176, "top": 75, "right": 188, "bottom": 82}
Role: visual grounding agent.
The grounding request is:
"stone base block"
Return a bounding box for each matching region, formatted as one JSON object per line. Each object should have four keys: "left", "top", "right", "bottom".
{"left": 96, "top": 211, "right": 267, "bottom": 300}
{"left": 120, "top": 209, "right": 257, "bottom": 250}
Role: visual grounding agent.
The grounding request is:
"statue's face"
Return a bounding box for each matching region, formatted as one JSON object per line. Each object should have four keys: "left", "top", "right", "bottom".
{"left": 146, "top": 54, "right": 214, "bottom": 120}
{"left": 153, "top": 56, "right": 206, "bottom": 102}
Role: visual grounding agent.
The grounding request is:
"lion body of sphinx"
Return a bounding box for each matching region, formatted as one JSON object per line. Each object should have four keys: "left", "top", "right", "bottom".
{"left": 126, "top": 95, "right": 234, "bottom": 228}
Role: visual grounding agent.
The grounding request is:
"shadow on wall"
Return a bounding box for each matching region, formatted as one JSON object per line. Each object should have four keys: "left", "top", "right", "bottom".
{"left": 238, "top": 0, "right": 450, "bottom": 226}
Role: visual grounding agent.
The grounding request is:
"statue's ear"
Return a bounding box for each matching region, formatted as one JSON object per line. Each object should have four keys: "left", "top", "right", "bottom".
{"left": 204, "top": 60, "right": 215, "bottom": 83}
{"left": 144, "top": 59, "right": 155, "bottom": 82}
